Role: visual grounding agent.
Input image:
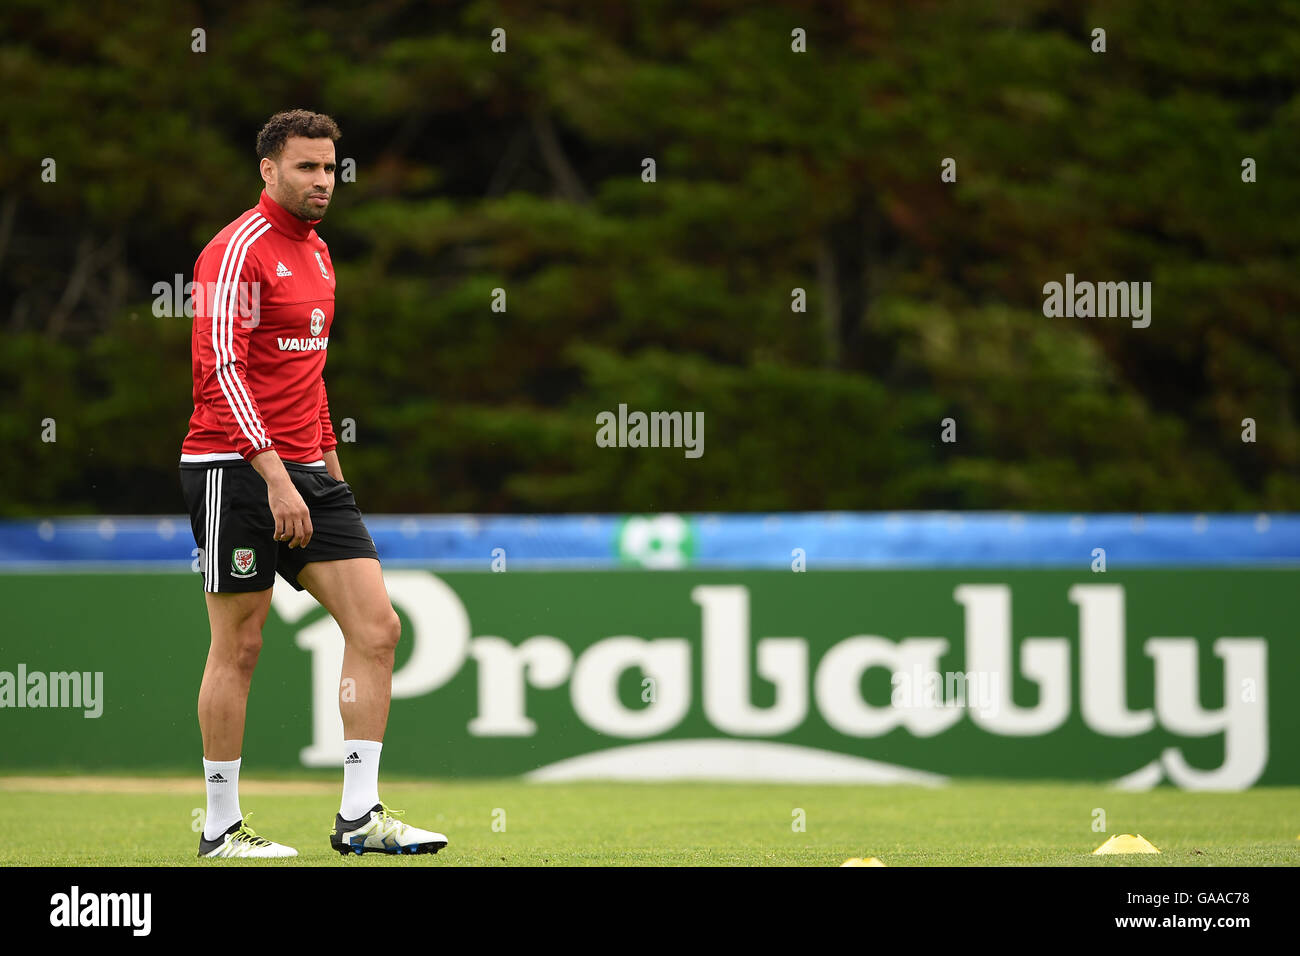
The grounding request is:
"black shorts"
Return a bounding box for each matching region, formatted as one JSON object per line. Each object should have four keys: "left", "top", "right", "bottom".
{"left": 179, "top": 459, "right": 379, "bottom": 593}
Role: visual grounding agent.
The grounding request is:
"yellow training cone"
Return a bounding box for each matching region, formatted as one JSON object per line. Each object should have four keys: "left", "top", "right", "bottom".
{"left": 1093, "top": 834, "right": 1161, "bottom": 855}
{"left": 840, "top": 857, "right": 886, "bottom": 866}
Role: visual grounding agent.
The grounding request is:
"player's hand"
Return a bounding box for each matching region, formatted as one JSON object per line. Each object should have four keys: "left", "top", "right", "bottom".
{"left": 268, "top": 479, "right": 313, "bottom": 548}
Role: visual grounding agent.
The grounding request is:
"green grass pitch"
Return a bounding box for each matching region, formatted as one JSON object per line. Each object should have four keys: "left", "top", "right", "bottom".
{"left": 0, "top": 777, "right": 1296, "bottom": 866}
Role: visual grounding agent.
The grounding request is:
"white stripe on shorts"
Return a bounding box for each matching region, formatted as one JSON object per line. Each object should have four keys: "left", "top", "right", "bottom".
{"left": 214, "top": 468, "right": 223, "bottom": 591}
{"left": 206, "top": 468, "right": 223, "bottom": 592}
{"left": 205, "top": 469, "right": 214, "bottom": 591}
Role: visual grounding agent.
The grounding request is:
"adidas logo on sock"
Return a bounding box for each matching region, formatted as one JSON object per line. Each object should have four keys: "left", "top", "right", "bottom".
{"left": 345, "top": 752, "right": 362, "bottom": 764}
{"left": 207, "top": 773, "right": 226, "bottom": 783}
{"left": 276, "top": 261, "right": 293, "bottom": 276}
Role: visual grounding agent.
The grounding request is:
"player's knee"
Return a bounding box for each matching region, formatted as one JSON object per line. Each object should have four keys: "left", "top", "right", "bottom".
{"left": 344, "top": 609, "right": 400, "bottom": 659}
{"left": 230, "top": 627, "right": 263, "bottom": 673}
{"left": 376, "top": 609, "right": 401, "bottom": 656}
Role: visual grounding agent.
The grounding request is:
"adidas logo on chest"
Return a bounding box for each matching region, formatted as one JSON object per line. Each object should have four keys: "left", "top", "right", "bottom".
{"left": 275, "top": 251, "right": 330, "bottom": 283}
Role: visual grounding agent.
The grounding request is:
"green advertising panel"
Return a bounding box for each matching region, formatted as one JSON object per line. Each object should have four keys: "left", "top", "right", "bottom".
{"left": 0, "top": 568, "right": 1294, "bottom": 787}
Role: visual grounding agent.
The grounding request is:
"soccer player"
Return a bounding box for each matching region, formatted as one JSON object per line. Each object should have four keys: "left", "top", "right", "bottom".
{"left": 179, "top": 110, "right": 447, "bottom": 859}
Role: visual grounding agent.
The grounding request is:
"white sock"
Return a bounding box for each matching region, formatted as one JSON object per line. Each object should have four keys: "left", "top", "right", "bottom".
{"left": 340, "top": 739, "right": 383, "bottom": 820}
{"left": 203, "top": 757, "right": 243, "bottom": 840}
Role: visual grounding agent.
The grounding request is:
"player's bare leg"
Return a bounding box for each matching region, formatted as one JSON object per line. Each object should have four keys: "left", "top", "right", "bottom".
{"left": 297, "top": 556, "right": 399, "bottom": 740}
{"left": 199, "top": 588, "right": 272, "bottom": 759}
{"left": 196, "top": 587, "right": 296, "bottom": 857}
{"left": 298, "top": 557, "right": 447, "bottom": 855}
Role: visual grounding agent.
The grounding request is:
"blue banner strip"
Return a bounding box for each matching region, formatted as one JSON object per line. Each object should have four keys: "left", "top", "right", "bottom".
{"left": 0, "top": 513, "right": 1296, "bottom": 570}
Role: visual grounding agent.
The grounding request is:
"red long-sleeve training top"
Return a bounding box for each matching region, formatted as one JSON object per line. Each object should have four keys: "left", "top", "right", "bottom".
{"left": 180, "top": 189, "right": 338, "bottom": 466}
